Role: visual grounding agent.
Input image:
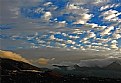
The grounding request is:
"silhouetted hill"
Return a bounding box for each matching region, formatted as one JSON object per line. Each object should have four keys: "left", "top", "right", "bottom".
{"left": 0, "top": 57, "right": 62, "bottom": 83}
{"left": 0, "top": 57, "right": 41, "bottom": 71}
{"left": 1, "top": 57, "right": 121, "bottom": 83}
{"left": 73, "top": 64, "right": 101, "bottom": 71}
{"left": 104, "top": 61, "right": 121, "bottom": 71}
{"left": 52, "top": 62, "right": 121, "bottom": 79}
{"left": 73, "top": 62, "right": 121, "bottom": 71}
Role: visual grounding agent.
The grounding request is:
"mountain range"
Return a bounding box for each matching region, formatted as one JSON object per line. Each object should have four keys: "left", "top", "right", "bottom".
{"left": 1, "top": 57, "right": 121, "bottom": 83}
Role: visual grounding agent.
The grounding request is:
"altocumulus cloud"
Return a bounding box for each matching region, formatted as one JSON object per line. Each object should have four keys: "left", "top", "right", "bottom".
{"left": 0, "top": 0, "right": 121, "bottom": 52}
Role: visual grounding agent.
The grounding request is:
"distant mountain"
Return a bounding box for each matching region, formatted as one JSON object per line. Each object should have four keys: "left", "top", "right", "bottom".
{"left": 73, "top": 61, "right": 121, "bottom": 71}
{"left": 1, "top": 57, "right": 121, "bottom": 83}
{"left": 73, "top": 64, "right": 101, "bottom": 71}
{"left": 104, "top": 61, "right": 121, "bottom": 71}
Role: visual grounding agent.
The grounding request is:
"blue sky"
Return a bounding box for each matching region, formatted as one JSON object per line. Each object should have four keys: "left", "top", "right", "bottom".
{"left": 0, "top": 0, "right": 121, "bottom": 66}
{"left": 1, "top": 0, "right": 121, "bottom": 50}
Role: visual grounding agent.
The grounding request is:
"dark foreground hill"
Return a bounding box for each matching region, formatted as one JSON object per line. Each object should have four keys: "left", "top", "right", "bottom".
{"left": 0, "top": 57, "right": 121, "bottom": 83}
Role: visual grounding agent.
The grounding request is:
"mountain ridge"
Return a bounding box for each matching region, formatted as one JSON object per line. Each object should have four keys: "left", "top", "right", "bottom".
{"left": 1, "top": 57, "right": 121, "bottom": 83}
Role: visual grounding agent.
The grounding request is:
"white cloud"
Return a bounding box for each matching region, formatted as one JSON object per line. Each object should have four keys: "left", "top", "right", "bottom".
{"left": 110, "top": 43, "right": 118, "bottom": 49}
{"left": 83, "top": 40, "right": 90, "bottom": 44}
{"left": 115, "top": 28, "right": 121, "bottom": 34}
{"left": 101, "top": 26, "right": 114, "bottom": 36}
{"left": 102, "top": 9, "right": 121, "bottom": 22}
{"left": 94, "top": 0, "right": 109, "bottom": 3}
{"left": 55, "top": 38, "right": 64, "bottom": 42}
{"left": 74, "top": 14, "right": 93, "bottom": 24}
{"left": 1, "top": 0, "right": 121, "bottom": 52}
{"left": 67, "top": 40, "right": 75, "bottom": 44}
{"left": 58, "top": 21, "right": 67, "bottom": 27}
{"left": 103, "top": 10, "right": 118, "bottom": 15}
{"left": 112, "top": 33, "right": 121, "bottom": 39}
{"left": 84, "top": 23, "right": 107, "bottom": 31}
{"left": 61, "top": 43, "right": 67, "bottom": 47}
{"left": 87, "top": 23, "right": 98, "bottom": 28}
{"left": 87, "top": 32, "right": 96, "bottom": 38}
{"left": 100, "top": 3, "right": 121, "bottom": 11}
{"left": 105, "top": 13, "right": 121, "bottom": 21}
{"left": 43, "top": 12, "right": 52, "bottom": 21}
{"left": 92, "top": 42, "right": 102, "bottom": 46}
{"left": 50, "top": 35, "right": 55, "bottom": 40}
{"left": 111, "top": 40, "right": 118, "bottom": 44}
{"left": 100, "top": 5, "right": 111, "bottom": 11}
{"left": 68, "top": 35, "right": 80, "bottom": 39}
{"left": 96, "top": 38, "right": 110, "bottom": 43}
{"left": 44, "top": 2, "right": 53, "bottom": 6}
{"left": 67, "top": 3, "right": 80, "bottom": 9}
{"left": 109, "top": 40, "right": 118, "bottom": 49}
{"left": 72, "top": 29, "right": 83, "bottom": 34}
{"left": 62, "top": 32, "right": 68, "bottom": 36}
{"left": 82, "top": 14, "right": 93, "bottom": 19}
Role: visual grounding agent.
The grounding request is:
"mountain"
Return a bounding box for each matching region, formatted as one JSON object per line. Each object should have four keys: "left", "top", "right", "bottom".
{"left": 104, "top": 61, "right": 121, "bottom": 71}
{"left": 1, "top": 57, "right": 121, "bottom": 83}
{"left": 0, "top": 57, "right": 62, "bottom": 83}
{"left": 73, "top": 64, "right": 101, "bottom": 71}
{"left": 0, "top": 57, "right": 41, "bottom": 71}
{"left": 73, "top": 61, "right": 121, "bottom": 71}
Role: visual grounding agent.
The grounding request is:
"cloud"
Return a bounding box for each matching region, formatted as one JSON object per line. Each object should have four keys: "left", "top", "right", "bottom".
{"left": 87, "top": 31, "right": 96, "bottom": 38}
{"left": 58, "top": 21, "right": 67, "bottom": 27}
{"left": 66, "top": 40, "right": 75, "bottom": 44}
{"left": 102, "top": 9, "right": 121, "bottom": 22}
{"left": 100, "top": 3, "right": 121, "bottom": 11}
{"left": 111, "top": 40, "right": 118, "bottom": 44}
{"left": 110, "top": 44, "right": 118, "bottom": 49}
{"left": 50, "top": 34, "right": 55, "bottom": 40}
{"left": 67, "top": 3, "right": 80, "bottom": 9}
{"left": 1, "top": 0, "right": 121, "bottom": 52}
{"left": 112, "top": 33, "right": 121, "bottom": 39}
{"left": 110, "top": 42, "right": 118, "bottom": 49}
{"left": 96, "top": 38, "right": 110, "bottom": 43}
{"left": 1, "top": 0, "right": 121, "bottom": 68}
{"left": 101, "top": 26, "right": 114, "bottom": 36}
{"left": 43, "top": 12, "right": 52, "bottom": 21}
{"left": 70, "top": 0, "right": 109, "bottom": 5}
{"left": 115, "top": 28, "right": 121, "bottom": 34}
{"left": 12, "top": 47, "right": 121, "bottom": 68}
{"left": 0, "top": 50, "right": 30, "bottom": 63}
{"left": 37, "top": 58, "right": 49, "bottom": 65}
{"left": 74, "top": 14, "right": 93, "bottom": 24}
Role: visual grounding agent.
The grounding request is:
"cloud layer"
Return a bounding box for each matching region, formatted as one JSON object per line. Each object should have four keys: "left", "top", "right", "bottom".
{"left": 0, "top": 0, "right": 121, "bottom": 66}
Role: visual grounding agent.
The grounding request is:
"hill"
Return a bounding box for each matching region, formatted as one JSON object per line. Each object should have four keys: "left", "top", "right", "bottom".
{"left": 1, "top": 57, "right": 121, "bottom": 83}
{"left": 104, "top": 61, "right": 121, "bottom": 71}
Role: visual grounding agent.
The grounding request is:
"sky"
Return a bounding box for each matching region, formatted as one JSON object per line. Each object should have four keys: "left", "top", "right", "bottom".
{"left": 0, "top": 0, "right": 121, "bottom": 67}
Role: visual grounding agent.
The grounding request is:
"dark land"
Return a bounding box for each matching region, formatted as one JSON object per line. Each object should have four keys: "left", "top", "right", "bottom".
{"left": 0, "top": 57, "right": 121, "bottom": 83}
